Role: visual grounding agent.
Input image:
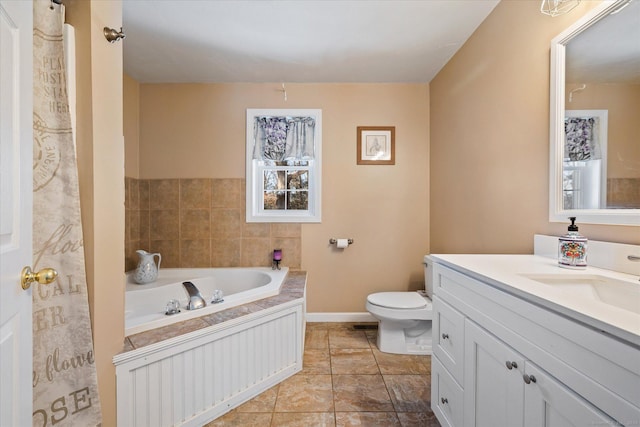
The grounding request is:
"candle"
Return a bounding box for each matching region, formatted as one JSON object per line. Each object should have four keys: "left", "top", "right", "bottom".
{"left": 273, "top": 249, "right": 282, "bottom": 261}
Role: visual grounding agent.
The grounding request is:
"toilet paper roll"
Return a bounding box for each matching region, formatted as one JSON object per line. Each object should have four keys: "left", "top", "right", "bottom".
{"left": 336, "top": 239, "right": 350, "bottom": 249}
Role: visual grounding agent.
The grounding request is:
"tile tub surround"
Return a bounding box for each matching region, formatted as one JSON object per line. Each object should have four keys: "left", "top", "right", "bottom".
{"left": 124, "top": 177, "right": 302, "bottom": 272}
{"left": 205, "top": 322, "right": 440, "bottom": 427}
{"left": 122, "top": 270, "right": 307, "bottom": 350}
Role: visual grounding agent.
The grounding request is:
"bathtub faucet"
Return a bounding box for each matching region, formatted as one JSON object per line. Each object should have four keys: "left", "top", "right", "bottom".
{"left": 182, "top": 281, "right": 206, "bottom": 310}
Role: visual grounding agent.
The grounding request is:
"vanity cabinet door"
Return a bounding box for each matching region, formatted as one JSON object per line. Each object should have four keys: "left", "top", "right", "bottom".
{"left": 432, "top": 356, "right": 464, "bottom": 427}
{"left": 523, "top": 362, "right": 618, "bottom": 427}
{"left": 464, "top": 320, "right": 525, "bottom": 427}
{"left": 433, "top": 296, "right": 465, "bottom": 384}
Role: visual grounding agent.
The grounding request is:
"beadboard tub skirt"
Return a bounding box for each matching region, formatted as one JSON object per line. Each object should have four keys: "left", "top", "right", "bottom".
{"left": 113, "top": 301, "right": 304, "bottom": 427}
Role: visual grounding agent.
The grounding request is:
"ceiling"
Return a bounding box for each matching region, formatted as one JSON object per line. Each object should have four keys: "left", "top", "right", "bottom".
{"left": 122, "top": 0, "right": 500, "bottom": 84}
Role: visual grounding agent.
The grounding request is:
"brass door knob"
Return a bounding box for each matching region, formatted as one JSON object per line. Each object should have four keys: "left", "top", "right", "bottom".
{"left": 21, "top": 266, "right": 57, "bottom": 290}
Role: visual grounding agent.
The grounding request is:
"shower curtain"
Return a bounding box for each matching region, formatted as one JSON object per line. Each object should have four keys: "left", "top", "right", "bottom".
{"left": 32, "top": 0, "right": 102, "bottom": 425}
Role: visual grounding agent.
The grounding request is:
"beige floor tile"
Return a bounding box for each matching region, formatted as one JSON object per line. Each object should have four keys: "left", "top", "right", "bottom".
{"left": 274, "top": 374, "right": 334, "bottom": 412}
{"left": 235, "top": 384, "right": 279, "bottom": 412}
{"left": 206, "top": 323, "right": 441, "bottom": 426}
{"left": 335, "top": 412, "right": 402, "bottom": 427}
{"left": 397, "top": 411, "right": 441, "bottom": 427}
{"left": 203, "top": 410, "right": 272, "bottom": 426}
{"left": 384, "top": 375, "right": 431, "bottom": 413}
{"left": 328, "top": 330, "right": 371, "bottom": 349}
{"left": 330, "top": 348, "right": 379, "bottom": 375}
{"left": 271, "top": 412, "right": 336, "bottom": 426}
{"left": 305, "top": 329, "right": 329, "bottom": 349}
{"left": 333, "top": 374, "right": 394, "bottom": 412}
{"left": 364, "top": 330, "right": 377, "bottom": 340}
{"left": 303, "top": 348, "right": 331, "bottom": 374}
{"left": 372, "top": 347, "right": 431, "bottom": 375}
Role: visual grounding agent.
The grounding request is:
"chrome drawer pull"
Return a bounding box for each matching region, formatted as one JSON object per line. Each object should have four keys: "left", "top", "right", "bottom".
{"left": 523, "top": 374, "right": 537, "bottom": 384}
{"left": 441, "top": 397, "right": 448, "bottom": 404}
{"left": 505, "top": 361, "right": 518, "bottom": 370}
{"left": 442, "top": 333, "right": 449, "bottom": 340}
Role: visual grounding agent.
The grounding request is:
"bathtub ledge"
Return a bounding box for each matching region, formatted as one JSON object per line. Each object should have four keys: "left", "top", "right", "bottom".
{"left": 116, "top": 270, "right": 307, "bottom": 358}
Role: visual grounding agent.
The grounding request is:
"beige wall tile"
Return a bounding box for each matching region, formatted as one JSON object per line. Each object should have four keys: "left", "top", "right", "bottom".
{"left": 181, "top": 178, "right": 211, "bottom": 209}
{"left": 124, "top": 177, "right": 131, "bottom": 209}
{"left": 139, "top": 209, "right": 150, "bottom": 242}
{"left": 211, "top": 238, "right": 241, "bottom": 267}
{"left": 243, "top": 222, "right": 270, "bottom": 238}
{"left": 211, "top": 208, "right": 242, "bottom": 238}
{"left": 180, "top": 239, "right": 211, "bottom": 268}
{"left": 150, "top": 240, "right": 180, "bottom": 267}
{"left": 181, "top": 209, "right": 210, "bottom": 239}
{"left": 271, "top": 223, "right": 301, "bottom": 238}
{"left": 129, "top": 178, "right": 139, "bottom": 210}
{"left": 241, "top": 237, "right": 272, "bottom": 267}
{"left": 149, "top": 179, "right": 179, "bottom": 210}
{"left": 212, "top": 178, "right": 243, "bottom": 209}
{"left": 150, "top": 209, "right": 179, "bottom": 240}
{"left": 139, "top": 179, "right": 150, "bottom": 209}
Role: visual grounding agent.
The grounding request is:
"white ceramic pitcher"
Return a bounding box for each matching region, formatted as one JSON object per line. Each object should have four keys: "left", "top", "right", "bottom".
{"left": 133, "top": 249, "right": 161, "bottom": 284}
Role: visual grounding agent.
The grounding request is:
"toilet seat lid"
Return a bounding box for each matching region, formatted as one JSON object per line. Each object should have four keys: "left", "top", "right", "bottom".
{"left": 367, "top": 292, "right": 427, "bottom": 309}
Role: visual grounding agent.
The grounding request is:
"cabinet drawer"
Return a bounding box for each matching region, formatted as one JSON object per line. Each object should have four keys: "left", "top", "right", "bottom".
{"left": 432, "top": 356, "right": 464, "bottom": 427}
{"left": 433, "top": 296, "right": 465, "bottom": 385}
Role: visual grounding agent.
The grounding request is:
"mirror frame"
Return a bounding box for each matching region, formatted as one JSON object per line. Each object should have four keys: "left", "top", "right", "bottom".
{"left": 549, "top": 0, "right": 639, "bottom": 226}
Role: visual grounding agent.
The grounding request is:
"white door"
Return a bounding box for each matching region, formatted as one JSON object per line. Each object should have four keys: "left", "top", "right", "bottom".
{"left": 0, "top": 0, "right": 33, "bottom": 426}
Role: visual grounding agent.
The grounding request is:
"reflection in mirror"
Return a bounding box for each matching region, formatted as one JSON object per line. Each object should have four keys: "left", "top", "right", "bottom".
{"left": 549, "top": 0, "right": 640, "bottom": 225}
{"left": 563, "top": 109, "right": 607, "bottom": 209}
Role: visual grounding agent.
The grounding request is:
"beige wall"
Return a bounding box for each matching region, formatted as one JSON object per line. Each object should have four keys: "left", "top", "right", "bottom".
{"left": 430, "top": 0, "right": 639, "bottom": 253}
{"left": 123, "top": 73, "right": 139, "bottom": 178}
{"left": 133, "top": 83, "right": 431, "bottom": 312}
{"left": 66, "top": 1, "right": 124, "bottom": 425}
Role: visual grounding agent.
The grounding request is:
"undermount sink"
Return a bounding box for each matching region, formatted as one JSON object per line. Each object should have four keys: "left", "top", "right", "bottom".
{"left": 522, "top": 274, "right": 640, "bottom": 315}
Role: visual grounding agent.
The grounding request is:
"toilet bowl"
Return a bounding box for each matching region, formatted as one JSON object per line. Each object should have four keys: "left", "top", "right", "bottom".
{"left": 366, "top": 256, "right": 434, "bottom": 355}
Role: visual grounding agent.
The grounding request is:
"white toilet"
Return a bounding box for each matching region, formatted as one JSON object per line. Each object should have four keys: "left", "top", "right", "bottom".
{"left": 366, "top": 255, "right": 433, "bottom": 355}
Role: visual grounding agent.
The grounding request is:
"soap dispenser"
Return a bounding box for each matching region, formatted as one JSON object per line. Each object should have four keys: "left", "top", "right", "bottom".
{"left": 558, "top": 217, "right": 587, "bottom": 269}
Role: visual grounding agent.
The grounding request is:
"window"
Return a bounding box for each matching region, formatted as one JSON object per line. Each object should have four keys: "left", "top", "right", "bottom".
{"left": 246, "top": 109, "right": 322, "bottom": 222}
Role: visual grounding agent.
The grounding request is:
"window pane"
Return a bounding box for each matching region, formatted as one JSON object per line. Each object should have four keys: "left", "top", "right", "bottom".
{"left": 287, "top": 170, "right": 309, "bottom": 190}
{"left": 264, "top": 191, "right": 286, "bottom": 210}
{"left": 264, "top": 171, "right": 285, "bottom": 190}
{"left": 287, "top": 191, "right": 308, "bottom": 210}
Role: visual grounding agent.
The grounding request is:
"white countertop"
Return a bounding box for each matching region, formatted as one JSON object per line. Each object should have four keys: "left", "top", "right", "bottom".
{"left": 430, "top": 254, "right": 640, "bottom": 346}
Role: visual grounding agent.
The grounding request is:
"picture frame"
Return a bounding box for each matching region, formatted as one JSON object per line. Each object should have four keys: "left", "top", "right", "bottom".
{"left": 357, "top": 126, "right": 395, "bottom": 165}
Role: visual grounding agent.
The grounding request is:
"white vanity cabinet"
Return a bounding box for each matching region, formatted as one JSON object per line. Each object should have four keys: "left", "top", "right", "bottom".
{"left": 430, "top": 259, "right": 640, "bottom": 427}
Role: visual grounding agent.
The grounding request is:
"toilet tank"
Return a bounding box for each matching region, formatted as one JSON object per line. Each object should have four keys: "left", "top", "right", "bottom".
{"left": 423, "top": 255, "right": 433, "bottom": 298}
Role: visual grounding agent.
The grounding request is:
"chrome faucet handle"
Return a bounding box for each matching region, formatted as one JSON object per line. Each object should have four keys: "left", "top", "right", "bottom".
{"left": 183, "top": 281, "right": 206, "bottom": 310}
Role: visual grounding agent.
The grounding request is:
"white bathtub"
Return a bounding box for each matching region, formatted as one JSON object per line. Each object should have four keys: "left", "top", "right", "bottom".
{"left": 125, "top": 267, "right": 289, "bottom": 335}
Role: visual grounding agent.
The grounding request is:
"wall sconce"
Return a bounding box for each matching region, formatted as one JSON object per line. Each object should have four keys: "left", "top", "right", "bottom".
{"left": 540, "top": 0, "right": 580, "bottom": 17}
{"left": 104, "top": 27, "right": 126, "bottom": 43}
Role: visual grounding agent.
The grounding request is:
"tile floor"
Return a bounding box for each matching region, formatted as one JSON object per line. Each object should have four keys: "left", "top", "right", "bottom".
{"left": 205, "top": 322, "right": 441, "bottom": 427}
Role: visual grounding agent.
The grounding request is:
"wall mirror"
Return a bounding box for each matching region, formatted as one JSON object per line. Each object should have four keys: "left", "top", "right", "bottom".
{"left": 549, "top": 0, "right": 640, "bottom": 225}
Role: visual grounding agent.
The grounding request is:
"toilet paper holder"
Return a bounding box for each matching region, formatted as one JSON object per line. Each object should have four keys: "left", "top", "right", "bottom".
{"left": 329, "top": 238, "right": 354, "bottom": 246}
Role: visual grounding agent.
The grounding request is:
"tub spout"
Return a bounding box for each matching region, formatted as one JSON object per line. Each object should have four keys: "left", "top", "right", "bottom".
{"left": 182, "top": 281, "right": 206, "bottom": 310}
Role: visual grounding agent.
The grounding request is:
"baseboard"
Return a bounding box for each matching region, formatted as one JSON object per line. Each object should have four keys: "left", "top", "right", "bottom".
{"left": 306, "top": 312, "right": 376, "bottom": 323}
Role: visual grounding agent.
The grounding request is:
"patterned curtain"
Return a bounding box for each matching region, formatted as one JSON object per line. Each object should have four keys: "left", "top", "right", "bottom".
{"left": 32, "top": 1, "right": 102, "bottom": 425}
{"left": 564, "top": 117, "right": 602, "bottom": 161}
{"left": 253, "top": 116, "right": 315, "bottom": 160}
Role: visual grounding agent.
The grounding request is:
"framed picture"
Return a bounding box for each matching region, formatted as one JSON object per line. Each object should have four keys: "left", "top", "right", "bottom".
{"left": 357, "top": 126, "right": 395, "bottom": 165}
